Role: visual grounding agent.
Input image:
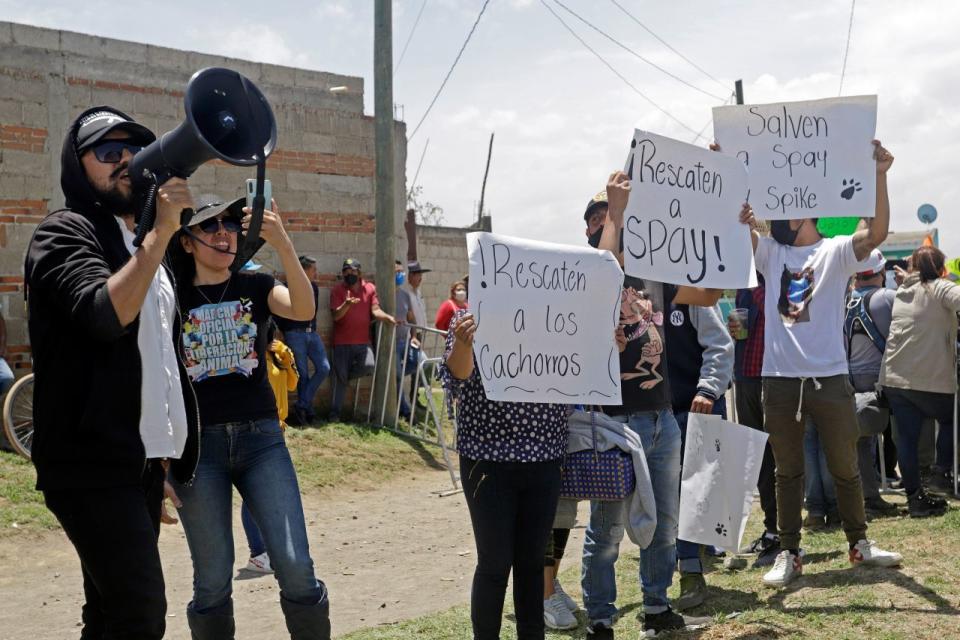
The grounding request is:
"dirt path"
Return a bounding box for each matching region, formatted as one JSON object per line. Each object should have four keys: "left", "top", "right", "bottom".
{"left": 0, "top": 468, "right": 589, "bottom": 638}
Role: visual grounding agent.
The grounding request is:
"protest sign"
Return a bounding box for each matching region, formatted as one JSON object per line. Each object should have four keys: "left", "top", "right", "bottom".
{"left": 621, "top": 130, "right": 754, "bottom": 289}
{"left": 713, "top": 95, "right": 877, "bottom": 220}
{"left": 466, "top": 232, "right": 623, "bottom": 404}
{"left": 678, "top": 414, "right": 769, "bottom": 552}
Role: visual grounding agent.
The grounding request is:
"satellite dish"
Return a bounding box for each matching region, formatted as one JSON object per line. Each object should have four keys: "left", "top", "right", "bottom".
{"left": 918, "top": 203, "right": 937, "bottom": 224}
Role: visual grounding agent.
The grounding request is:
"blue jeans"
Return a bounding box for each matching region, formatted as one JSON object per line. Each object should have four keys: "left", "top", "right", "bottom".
{"left": 284, "top": 330, "right": 330, "bottom": 415}
{"left": 0, "top": 357, "right": 14, "bottom": 395}
{"left": 804, "top": 418, "right": 838, "bottom": 517}
{"left": 174, "top": 419, "right": 329, "bottom": 638}
{"left": 675, "top": 396, "right": 727, "bottom": 574}
{"left": 240, "top": 502, "right": 266, "bottom": 558}
{"left": 884, "top": 386, "right": 956, "bottom": 493}
{"left": 581, "top": 409, "right": 681, "bottom": 618}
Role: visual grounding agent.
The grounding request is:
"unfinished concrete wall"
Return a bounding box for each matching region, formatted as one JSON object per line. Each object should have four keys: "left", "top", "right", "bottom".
{"left": 0, "top": 21, "right": 406, "bottom": 386}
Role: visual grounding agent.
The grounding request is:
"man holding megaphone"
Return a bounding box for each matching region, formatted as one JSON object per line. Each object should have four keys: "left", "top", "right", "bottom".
{"left": 25, "top": 106, "right": 200, "bottom": 638}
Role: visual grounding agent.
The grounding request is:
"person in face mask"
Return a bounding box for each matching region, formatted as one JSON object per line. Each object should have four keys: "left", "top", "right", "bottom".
{"left": 435, "top": 280, "right": 469, "bottom": 331}
{"left": 328, "top": 258, "right": 397, "bottom": 421}
{"left": 731, "top": 139, "right": 902, "bottom": 589}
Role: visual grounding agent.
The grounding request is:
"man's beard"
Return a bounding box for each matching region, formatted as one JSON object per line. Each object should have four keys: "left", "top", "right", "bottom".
{"left": 93, "top": 163, "right": 138, "bottom": 216}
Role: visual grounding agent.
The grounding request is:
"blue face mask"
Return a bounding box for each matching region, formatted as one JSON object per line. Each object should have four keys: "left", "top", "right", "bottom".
{"left": 395, "top": 272, "right": 406, "bottom": 286}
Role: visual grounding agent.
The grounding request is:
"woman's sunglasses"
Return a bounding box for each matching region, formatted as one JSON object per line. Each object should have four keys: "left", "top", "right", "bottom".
{"left": 89, "top": 140, "right": 144, "bottom": 163}
{"left": 196, "top": 216, "right": 242, "bottom": 234}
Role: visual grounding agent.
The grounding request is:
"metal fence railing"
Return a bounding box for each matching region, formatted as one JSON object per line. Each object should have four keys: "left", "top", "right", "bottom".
{"left": 351, "top": 322, "right": 460, "bottom": 494}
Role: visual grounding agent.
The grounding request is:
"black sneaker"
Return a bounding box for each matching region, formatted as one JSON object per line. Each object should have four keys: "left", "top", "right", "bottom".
{"left": 907, "top": 490, "right": 947, "bottom": 518}
{"left": 586, "top": 619, "right": 614, "bottom": 639}
{"left": 643, "top": 608, "right": 712, "bottom": 637}
{"left": 753, "top": 534, "right": 782, "bottom": 568}
{"left": 926, "top": 470, "right": 956, "bottom": 495}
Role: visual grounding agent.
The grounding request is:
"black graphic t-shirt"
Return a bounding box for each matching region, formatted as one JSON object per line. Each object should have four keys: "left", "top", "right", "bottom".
{"left": 180, "top": 272, "right": 279, "bottom": 426}
{"left": 608, "top": 276, "right": 678, "bottom": 414}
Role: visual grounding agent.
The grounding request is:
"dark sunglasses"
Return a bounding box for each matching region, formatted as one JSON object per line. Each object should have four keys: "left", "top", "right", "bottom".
{"left": 197, "top": 216, "right": 242, "bottom": 234}
{"left": 89, "top": 140, "right": 144, "bottom": 163}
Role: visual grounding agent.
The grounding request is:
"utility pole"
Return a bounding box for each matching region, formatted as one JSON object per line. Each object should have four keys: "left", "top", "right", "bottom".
{"left": 477, "top": 132, "right": 494, "bottom": 227}
{"left": 373, "top": 0, "right": 398, "bottom": 426}
{"left": 735, "top": 79, "right": 744, "bottom": 105}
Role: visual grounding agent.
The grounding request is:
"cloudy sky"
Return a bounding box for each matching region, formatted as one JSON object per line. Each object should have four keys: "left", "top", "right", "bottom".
{"left": 4, "top": 0, "right": 958, "bottom": 255}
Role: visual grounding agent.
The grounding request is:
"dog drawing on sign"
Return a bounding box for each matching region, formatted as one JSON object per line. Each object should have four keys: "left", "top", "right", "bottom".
{"left": 619, "top": 286, "right": 664, "bottom": 390}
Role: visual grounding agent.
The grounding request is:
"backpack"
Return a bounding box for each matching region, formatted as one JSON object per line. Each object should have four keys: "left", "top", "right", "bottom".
{"left": 844, "top": 289, "right": 886, "bottom": 355}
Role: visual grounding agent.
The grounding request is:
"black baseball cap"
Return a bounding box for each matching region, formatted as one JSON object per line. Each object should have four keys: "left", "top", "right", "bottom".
{"left": 75, "top": 107, "right": 155, "bottom": 152}
{"left": 183, "top": 194, "right": 244, "bottom": 228}
{"left": 342, "top": 258, "right": 361, "bottom": 271}
{"left": 583, "top": 190, "right": 608, "bottom": 221}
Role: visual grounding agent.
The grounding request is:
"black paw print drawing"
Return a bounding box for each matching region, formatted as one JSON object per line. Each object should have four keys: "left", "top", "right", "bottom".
{"left": 715, "top": 439, "right": 721, "bottom": 452}
{"left": 715, "top": 523, "right": 728, "bottom": 536}
{"left": 840, "top": 178, "right": 862, "bottom": 200}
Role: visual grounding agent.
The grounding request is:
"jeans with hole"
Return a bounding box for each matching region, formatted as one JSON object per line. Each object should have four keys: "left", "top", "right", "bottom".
{"left": 284, "top": 330, "right": 330, "bottom": 415}
{"left": 581, "top": 409, "right": 681, "bottom": 618}
{"left": 803, "top": 418, "right": 838, "bottom": 517}
{"left": 675, "top": 396, "right": 727, "bottom": 574}
{"left": 174, "top": 418, "right": 329, "bottom": 639}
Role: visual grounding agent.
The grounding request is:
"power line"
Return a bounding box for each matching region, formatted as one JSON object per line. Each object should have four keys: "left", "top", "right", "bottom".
{"left": 408, "top": 138, "right": 430, "bottom": 198}
{"left": 395, "top": 0, "right": 429, "bottom": 73}
{"left": 690, "top": 92, "right": 734, "bottom": 144}
{"left": 609, "top": 0, "right": 729, "bottom": 94}
{"left": 408, "top": 0, "right": 491, "bottom": 141}
{"left": 553, "top": 0, "right": 726, "bottom": 101}
{"left": 838, "top": 0, "right": 856, "bottom": 95}
{"left": 539, "top": 0, "right": 701, "bottom": 137}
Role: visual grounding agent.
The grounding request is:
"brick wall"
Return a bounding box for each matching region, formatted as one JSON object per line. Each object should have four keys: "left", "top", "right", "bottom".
{"left": 0, "top": 21, "right": 407, "bottom": 392}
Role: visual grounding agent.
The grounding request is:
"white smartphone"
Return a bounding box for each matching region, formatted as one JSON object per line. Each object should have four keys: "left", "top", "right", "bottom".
{"left": 246, "top": 178, "right": 272, "bottom": 211}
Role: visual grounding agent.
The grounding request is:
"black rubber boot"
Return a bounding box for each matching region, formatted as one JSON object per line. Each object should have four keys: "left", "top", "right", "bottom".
{"left": 186, "top": 600, "right": 235, "bottom": 640}
{"left": 280, "top": 594, "right": 331, "bottom": 640}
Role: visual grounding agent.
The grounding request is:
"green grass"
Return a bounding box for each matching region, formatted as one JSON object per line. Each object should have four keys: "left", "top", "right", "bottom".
{"left": 341, "top": 497, "right": 960, "bottom": 640}
{"left": 0, "top": 421, "right": 453, "bottom": 537}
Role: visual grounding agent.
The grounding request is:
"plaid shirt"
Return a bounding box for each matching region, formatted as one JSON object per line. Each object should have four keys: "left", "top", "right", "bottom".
{"left": 735, "top": 286, "right": 765, "bottom": 379}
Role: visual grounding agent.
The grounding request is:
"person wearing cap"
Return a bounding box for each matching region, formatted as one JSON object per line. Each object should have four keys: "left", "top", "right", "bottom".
{"left": 584, "top": 190, "right": 608, "bottom": 246}
{"left": 167, "top": 193, "right": 331, "bottom": 637}
{"left": 881, "top": 245, "right": 960, "bottom": 516}
{"left": 844, "top": 250, "right": 899, "bottom": 516}
{"left": 276, "top": 254, "right": 330, "bottom": 425}
{"left": 24, "top": 107, "right": 199, "bottom": 637}
{"left": 398, "top": 260, "right": 431, "bottom": 416}
{"left": 329, "top": 258, "right": 396, "bottom": 421}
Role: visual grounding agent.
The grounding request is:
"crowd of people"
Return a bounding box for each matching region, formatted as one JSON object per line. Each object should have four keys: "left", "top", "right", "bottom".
{"left": 19, "top": 101, "right": 958, "bottom": 640}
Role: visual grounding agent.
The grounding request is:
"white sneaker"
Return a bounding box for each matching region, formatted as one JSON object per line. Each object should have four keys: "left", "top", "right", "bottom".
{"left": 245, "top": 552, "right": 274, "bottom": 574}
{"left": 762, "top": 550, "right": 802, "bottom": 587}
{"left": 849, "top": 539, "right": 902, "bottom": 567}
{"left": 544, "top": 593, "right": 578, "bottom": 630}
{"left": 553, "top": 578, "right": 579, "bottom": 612}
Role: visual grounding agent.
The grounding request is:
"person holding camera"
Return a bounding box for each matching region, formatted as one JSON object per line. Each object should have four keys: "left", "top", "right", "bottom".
{"left": 167, "top": 193, "right": 331, "bottom": 639}
{"left": 24, "top": 107, "right": 200, "bottom": 638}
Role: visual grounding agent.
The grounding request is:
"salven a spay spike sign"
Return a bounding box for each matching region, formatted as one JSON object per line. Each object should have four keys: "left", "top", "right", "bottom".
{"left": 621, "top": 130, "right": 755, "bottom": 289}
{"left": 467, "top": 232, "right": 623, "bottom": 404}
{"left": 712, "top": 95, "right": 877, "bottom": 220}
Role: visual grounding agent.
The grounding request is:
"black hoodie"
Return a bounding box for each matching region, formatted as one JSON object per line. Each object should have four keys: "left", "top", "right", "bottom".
{"left": 24, "top": 106, "right": 200, "bottom": 491}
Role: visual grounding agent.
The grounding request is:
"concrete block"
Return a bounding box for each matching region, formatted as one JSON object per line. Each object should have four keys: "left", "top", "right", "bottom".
{"left": 0, "top": 22, "right": 12, "bottom": 45}
{"left": 59, "top": 31, "right": 104, "bottom": 59}
{"left": 0, "top": 74, "right": 46, "bottom": 103}
{"left": 0, "top": 99, "right": 21, "bottom": 123}
{"left": 88, "top": 88, "right": 136, "bottom": 114}
{"left": 11, "top": 23, "right": 60, "bottom": 50}
{"left": 0, "top": 174, "right": 26, "bottom": 198}
{"left": 0, "top": 149, "right": 46, "bottom": 176}
{"left": 146, "top": 45, "right": 192, "bottom": 73}
{"left": 66, "top": 83, "right": 92, "bottom": 107}
{"left": 261, "top": 63, "right": 296, "bottom": 88}
{"left": 134, "top": 92, "right": 180, "bottom": 118}
{"left": 187, "top": 51, "right": 229, "bottom": 71}
{"left": 222, "top": 59, "right": 262, "bottom": 84}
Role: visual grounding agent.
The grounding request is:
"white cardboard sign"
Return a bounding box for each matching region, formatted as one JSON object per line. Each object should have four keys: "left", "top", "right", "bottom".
{"left": 621, "top": 130, "right": 754, "bottom": 289}
{"left": 466, "top": 232, "right": 623, "bottom": 404}
{"left": 713, "top": 95, "right": 877, "bottom": 220}
{"left": 678, "top": 414, "right": 769, "bottom": 552}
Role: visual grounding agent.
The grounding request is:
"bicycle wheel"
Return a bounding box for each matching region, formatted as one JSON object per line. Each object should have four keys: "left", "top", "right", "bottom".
{"left": 3, "top": 373, "right": 34, "bottom": 460}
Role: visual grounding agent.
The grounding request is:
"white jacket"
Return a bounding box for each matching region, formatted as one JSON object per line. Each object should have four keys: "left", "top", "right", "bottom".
{"left": 566, "top": 410, "right": 657, "bottom": 548}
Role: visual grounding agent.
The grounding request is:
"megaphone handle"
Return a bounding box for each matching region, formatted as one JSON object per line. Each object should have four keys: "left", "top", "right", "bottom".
{"left": 132, "top": 181, "right": 159, "bottom": 248}
{"left": 230, "top": 158, "right": 266, "bottom": 272}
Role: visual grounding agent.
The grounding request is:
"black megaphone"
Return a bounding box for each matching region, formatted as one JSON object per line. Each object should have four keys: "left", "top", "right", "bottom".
{"left": 129, "top": 67, "right": 277, "bottom": 270}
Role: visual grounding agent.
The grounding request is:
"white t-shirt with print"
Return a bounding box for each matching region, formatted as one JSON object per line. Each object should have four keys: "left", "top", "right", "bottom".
{"left": 756, "top": 235, "right": 860, "bottom": 378}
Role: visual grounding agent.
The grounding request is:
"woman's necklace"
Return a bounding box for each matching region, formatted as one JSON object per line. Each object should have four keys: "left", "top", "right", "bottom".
{"left": 195, "top": 274, "right": 233, "bottom": 306}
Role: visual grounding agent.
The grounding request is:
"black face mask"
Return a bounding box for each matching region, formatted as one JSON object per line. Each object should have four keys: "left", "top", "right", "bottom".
{"left": 344, "top": 274, "right": 359, "bottom": 286}
{"left": 770, "top": 220, "right": 800, "bottom": 246}
{"left": 587, "top": 225, "right": 604, "bottom": 248}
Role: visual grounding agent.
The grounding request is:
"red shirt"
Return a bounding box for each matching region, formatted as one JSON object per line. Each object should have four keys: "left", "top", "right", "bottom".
{"left": 329, "top": 280, "right": 379, "bottom": 346}
{"left": 435, "top": 299, "right": 468, "bottom": 331}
